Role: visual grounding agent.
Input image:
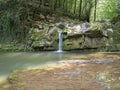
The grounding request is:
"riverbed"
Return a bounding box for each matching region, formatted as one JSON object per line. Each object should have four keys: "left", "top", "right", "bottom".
{"left": 0, "top": 52, "right": 120, "bottom": 90}
{"left": 0, "top": 51, "right": 83, "bottom": 82}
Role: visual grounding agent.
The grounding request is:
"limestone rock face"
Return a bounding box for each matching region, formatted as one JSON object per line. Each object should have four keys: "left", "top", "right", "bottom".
{"left": 27, "top": 20, "right": 113, "bottom": 51}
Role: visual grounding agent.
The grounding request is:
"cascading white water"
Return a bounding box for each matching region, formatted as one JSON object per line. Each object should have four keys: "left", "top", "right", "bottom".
{"left": 81, "top": 23, "right": 87, "bottom": 33}
{"left": 57, "top": 30, "right": 63, "bottom": 52}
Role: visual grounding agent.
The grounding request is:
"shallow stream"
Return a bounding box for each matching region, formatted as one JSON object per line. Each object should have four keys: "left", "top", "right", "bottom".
{"left": 0, "top": 52, "right": 120, "bottom": 90}
{"left": 0, "top": 51, "right": 81, "bottom": 82}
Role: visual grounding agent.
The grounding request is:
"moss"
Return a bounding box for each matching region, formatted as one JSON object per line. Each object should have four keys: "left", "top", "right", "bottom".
{"left": 63, "top": 45, "right": 72, "bottom": 50}
{"left": 63, "top": 39, "right": 72, "bottom": 50}
{"left": 106, "top": 44, "right": 120, "bottom": 51}
{"left": 28, "top": 23, "right": 58, "bottom": 50}
{"left": 0, "top": 44, "right": 2, "bottom": 49}
{"left": 63, "top": 36, "right": 84, "bottom": 50}
{"left": 89, "top": 22, "right": 103, "bottom": 31}
{"left": 0, "top": 43, "right": 28, "bottom": 52}
{"left": 112, "top": 22, "right": 120, "bottom": 43}
{"left": 26, "top": 20, "right": 112, "bottom": 51}
{"left": 52, "top": 40, "right": 58, "bottom": 50}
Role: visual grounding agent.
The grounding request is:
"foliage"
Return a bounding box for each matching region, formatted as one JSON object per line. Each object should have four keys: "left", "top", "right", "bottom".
{"left": 0, "top": 0, "right": 31, "bottom": 42}
{"left": 96, "top": 0, "right": 120, "bottom": 21}
{"left": 0, "top": 0, "right": 120, "bottom": 44}
{"left": 89, "top": 23, "right": 102, "bottom": 31}
{"left": 0, "top": 0, "right": 98, "bottom": 43}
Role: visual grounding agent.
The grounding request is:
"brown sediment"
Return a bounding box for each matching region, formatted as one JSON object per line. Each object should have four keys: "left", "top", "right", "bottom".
{"left": 6, "top": 52, "right": 120, "bottom": 90}
{"left": 64, "top": 52, "right": 120, "bottom": 60}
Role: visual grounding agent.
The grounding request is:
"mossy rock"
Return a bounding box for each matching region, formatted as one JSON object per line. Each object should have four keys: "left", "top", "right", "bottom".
{"left": 0, "top": 43, "right": 26, "bottom": 51}
{"left": 84, "top": 37, "right": 108, "bottom": 48}
{"left": 106, "top": 44, "right": 120, "bottom": 51}
{"left": 63, "top": 37, "right": 83, "bottom": 50}
{"left": 52, "top": 40, "right": 58, "bottom": 50}
{"left": 63, "top": 40, "right": 72, "bottom": 50}
{"left": 32, "top": 41, "right": 45, "bottom": 47}
{"left": 89, "top": 22, "right": 103, "bottom": 31}
{"left": 85, "top": 30, "right": 104, "bottom": 38}
{"left": 26, "top": 20, "right": 112, "bottom": 51}
{"left": 0, "top": 44, "right": 2, "bottom": 49}
{"left": 57, "top": 24, "right": 65, "bottom": 29}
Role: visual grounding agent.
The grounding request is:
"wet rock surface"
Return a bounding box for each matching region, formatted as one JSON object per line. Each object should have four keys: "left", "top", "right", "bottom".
{"left": 27, "top": 17, "right": 113, "bottom": 51}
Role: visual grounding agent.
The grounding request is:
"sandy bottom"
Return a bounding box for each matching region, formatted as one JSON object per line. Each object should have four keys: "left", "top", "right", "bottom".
{"left": 9, "top": 62, "right": 120, "bottom": 89}
{"left": 2, "top": 52, "right": 120, "bottom": 90}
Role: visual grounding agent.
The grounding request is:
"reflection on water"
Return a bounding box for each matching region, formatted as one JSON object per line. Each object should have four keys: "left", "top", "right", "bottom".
{"left": 0, "top": 52, "right": 81, "bottom": 78}
{"left": 0, "top": 52, "right": 120, "bottom": 90}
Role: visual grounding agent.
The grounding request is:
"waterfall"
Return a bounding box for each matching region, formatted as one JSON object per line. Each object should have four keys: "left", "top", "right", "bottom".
{"left": 57, "top": 30, "right": 63, "bottom": 52}
{"left": 81, "top": 23, "right": 88, "bottom": 33}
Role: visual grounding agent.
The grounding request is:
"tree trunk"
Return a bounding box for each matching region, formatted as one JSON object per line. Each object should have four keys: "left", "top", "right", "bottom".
{"left": 94, "top": 0, "right": 97, "bottom": 21}
{"left": 86, "top": 1, "right": 93, "bottom": 22}
{"left": 54, "top": 0, "right": 57, "bottom": 11}
{"left": 58, "top": 0, "right": 61, "bottom": 8}
{"left": 65, "top": 0, "right": 68, "bottom": 12}
{"left": 70, "top": 0, "right": 74, "bottom": 13}
{"left": 74, "top": 0, "right": 77, "bottom": 14}
{"left": 79, "top": 0, "right": 82, "bottom": 20}
{"left": 63, "top": 0, "right": 66, "bottom": 9}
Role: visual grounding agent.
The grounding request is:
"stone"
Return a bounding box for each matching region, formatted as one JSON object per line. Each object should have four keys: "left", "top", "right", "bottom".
{"left": 106, "top": 28, "right": 113, "bottom": 37}
{"left": 27, "top": 19, "right": 112, "bottom": 51}
{"left": 38, "top": 25, "right": 43, "bottom": 29}
{"left": 85, "top": 30, "right": 104, "bottom": 38}
{"left": 40, "top": 14, "right": 45, "bottom": 20}
{"left": 57, "top": 24, "right": 65, "bottom": 29}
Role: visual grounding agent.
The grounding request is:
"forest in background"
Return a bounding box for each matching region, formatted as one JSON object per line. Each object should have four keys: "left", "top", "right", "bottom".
{"left": 0, "top": 0, "right": 120, "bottom": 44}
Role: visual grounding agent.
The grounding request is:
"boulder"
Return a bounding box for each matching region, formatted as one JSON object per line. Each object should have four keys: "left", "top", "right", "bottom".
{"left": 27, "top": 19, "right": 113, "bottom": 51}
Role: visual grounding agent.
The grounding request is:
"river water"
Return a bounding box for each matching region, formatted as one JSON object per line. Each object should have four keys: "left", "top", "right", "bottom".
{"left": 0, "top": 52, "right": 120, "bottom": 90}
{"left": 0, "top": 52, "right": 81, "bottom": 80}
